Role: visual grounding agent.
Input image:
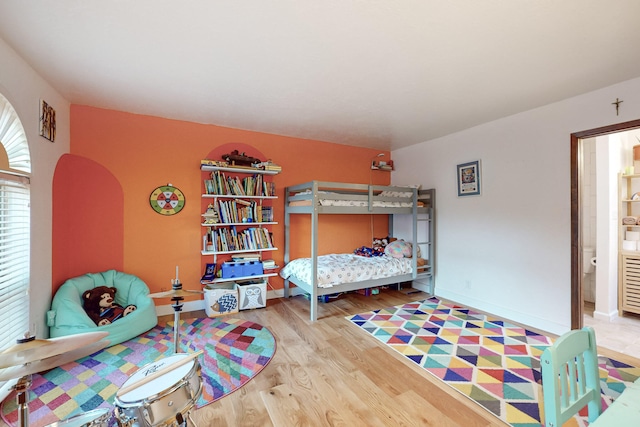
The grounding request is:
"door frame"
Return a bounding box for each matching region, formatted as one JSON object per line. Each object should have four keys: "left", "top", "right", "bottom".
{"left": 571, "top": 118, "right": 640, "bottom": 328}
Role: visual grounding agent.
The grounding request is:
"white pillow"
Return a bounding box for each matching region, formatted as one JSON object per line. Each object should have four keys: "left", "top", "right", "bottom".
{"left": 379, "top": 184, "right": 421, "bottom": 198}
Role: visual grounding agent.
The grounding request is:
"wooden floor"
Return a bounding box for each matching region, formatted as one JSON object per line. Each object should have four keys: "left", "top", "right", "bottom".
{"left": 152, "top": 290, "right": 640, "bottom": 427}
{"left": 159, "top": 290, "right": 640, "bottom": 427}
{"left": 167, "top": 290, "right": 523, "bottom": 427}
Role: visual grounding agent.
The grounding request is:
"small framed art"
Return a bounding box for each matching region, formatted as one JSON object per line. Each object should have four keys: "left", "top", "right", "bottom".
{"left": 457, "top": 160, "right": 481, "bottom": 197}
{"left": 39, "top": 99, "right": 56, "bottom": 142}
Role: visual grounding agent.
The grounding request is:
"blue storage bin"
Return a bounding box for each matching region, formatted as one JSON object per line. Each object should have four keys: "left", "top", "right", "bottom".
{"left": 243, "top": 261, "right": 263, "bottom": 276}
{"left": 221, "top": 262, "right": 243, "bottom": 278}
{"left": 221, "top": 261, "right": 264, "bottom": 278}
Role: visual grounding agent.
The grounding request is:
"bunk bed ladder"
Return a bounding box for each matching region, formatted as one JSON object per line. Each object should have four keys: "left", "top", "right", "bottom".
{"left": 416, "top": 213, "right": 434, "bottom": 294}
{"left": 421, "top": 189, "right": 435, "bottom": 295}
{"left": 389, "top": 188, "right": 435, "bottom": 295}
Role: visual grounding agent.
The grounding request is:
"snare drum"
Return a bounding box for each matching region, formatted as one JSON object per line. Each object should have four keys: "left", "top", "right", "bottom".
{"left": 45, "top": 408, "right": 110, "bottom": 426}
{"left": 114, "top": 354, "right": 202, "bottom": 427}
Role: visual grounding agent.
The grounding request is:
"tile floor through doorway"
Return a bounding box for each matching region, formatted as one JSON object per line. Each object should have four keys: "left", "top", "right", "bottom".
{"left": 583, "top": 301, "right": 640, "bottom": 359}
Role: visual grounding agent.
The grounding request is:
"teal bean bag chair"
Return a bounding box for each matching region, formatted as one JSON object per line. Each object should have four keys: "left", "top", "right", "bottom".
{"left": 48, "top": 270, "right": 158, "bottom": 346}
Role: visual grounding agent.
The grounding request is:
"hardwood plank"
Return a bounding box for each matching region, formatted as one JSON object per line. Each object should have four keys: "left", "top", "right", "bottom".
{"left": 392, "top": 389, "right": 495, "bottom": 427}
{"left": 185, "top": 290, "right": 507, "bottom": 427}
{"left": 266, "top": 344, "right": 387, "bottom": 426}
{"left": 340, "top": 369, "right": 431, "bottom": 427}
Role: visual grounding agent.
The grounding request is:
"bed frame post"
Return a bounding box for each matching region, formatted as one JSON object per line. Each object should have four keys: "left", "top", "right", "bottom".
{"left": 411, "top": 187, "right": 418, "bottom": 280}
{"left": 284, "top": 186, "right": 291, "bottom": 298}
{"left": 310, "top": 181, "right": 319, "bottom": 321}
{"left": 429, "top": 189, "right": 436, "bottom": 295}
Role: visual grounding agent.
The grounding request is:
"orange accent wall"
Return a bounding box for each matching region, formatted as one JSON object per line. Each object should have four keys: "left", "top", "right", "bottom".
{"left": 52, "top": 154, "right": 124, "bottom": 292}
{"left": 67, "top": 105, "right": 391, "bottom": 296}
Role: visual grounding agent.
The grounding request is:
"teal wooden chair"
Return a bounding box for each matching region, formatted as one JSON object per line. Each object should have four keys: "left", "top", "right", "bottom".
{"left": 540, "top": 326, "right": 602, "bottom": 427}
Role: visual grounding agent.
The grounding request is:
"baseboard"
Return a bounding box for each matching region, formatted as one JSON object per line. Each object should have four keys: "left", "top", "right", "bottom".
{"left": 265, "top": 287, "right": 306, "bottom": 299}
{"left": 593, "top": 309, "right": 619, "bottom": 322}
{"left": 411, "top": 280, "right": 433, "bottom": 295}
{"left": 155, "top": 287, "right": 306, "bottom": 316}
{"left": 436, "top": 289, "right": 567, "bottom": 336}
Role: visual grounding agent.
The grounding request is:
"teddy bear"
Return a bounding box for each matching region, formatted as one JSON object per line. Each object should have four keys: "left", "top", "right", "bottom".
{"left": 83, "top": 286, "right": 137, "bottom": 326}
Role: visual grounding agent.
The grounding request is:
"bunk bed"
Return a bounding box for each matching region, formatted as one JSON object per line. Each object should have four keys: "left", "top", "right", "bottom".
{"left": 281, "top": 181, "right": 435, "bottom": 321}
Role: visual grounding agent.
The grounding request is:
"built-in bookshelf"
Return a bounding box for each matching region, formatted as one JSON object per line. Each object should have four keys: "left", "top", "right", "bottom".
{"left": 200, "top": 162, "right": 280, "bottom": 284}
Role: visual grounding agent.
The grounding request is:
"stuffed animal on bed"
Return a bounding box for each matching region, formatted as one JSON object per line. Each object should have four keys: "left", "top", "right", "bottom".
{"left": 83, "top": 286, "right": 137, "bottom": 326}
{"left": 372, "top": 236, "right": 390, "bottom": 254}
{"left": 384, "top": 239, "right": 427, "bottom": 266}
{"left": 354, "top": 236, "right": 390, "bottom": 257}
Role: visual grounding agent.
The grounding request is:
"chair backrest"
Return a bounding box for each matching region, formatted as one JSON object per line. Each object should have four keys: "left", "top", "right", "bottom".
{"left": 540, "top": 326, "right": 602, "bottom": 427}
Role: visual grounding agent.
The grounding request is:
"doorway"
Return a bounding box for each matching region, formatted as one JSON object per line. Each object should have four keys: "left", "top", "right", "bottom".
{"left": 571, "top": 119, "right": 640, "bottom": 329}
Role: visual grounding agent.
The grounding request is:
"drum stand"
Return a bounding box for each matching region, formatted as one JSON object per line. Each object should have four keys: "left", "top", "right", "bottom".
{"left": 176, "top": 411, "right": 198, "bottom": 427}
{"left": 170, "top": 279, "right": 184, "bottom": 354}
{"left": 149, "top": 267, "right": 204, "bottom": 355}
{"left": 0, "top": 332, "right": 109, "bottom": 427}
{"left": 14, "top": 375, "right": 32, "bottom": 427}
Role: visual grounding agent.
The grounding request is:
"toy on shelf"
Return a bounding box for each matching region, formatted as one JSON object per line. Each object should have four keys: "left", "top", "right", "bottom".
{"left": 202, "top": 204, "right": 220, "bottom": 225}
{"left": 371, "top": 159, "right": 394, "bottom": 171}
{"left": 222, "top": 150, "right": 262, "bottom": 167}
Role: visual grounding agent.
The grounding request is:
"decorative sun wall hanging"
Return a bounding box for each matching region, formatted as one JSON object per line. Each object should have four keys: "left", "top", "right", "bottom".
{"left": 149, "top": 184, "right": 185, "bottom": 215}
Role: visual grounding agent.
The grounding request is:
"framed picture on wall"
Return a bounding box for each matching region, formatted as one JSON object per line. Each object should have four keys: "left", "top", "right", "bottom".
{"left": 457, "top": 160, "right": 481, "bottom": 197}
{"left": 39, "top": 99, "right": 56, "bottom": 142}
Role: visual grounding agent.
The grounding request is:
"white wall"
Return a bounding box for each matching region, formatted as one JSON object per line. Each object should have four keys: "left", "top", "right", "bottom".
{"left": 3, "top": 27, "right": 640, "bottom": 339}
{"left": 594, "top": 134, "right": 620, "bottom": 321}
{"left": 0, "top": 37, "right": 70, "bottom": 338}
{"left": 392, "top": 77, "right": 640, "bottom": 335}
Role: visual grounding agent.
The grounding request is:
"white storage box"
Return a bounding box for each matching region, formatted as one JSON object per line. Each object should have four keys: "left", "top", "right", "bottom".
{"left": 204, "top": 282, "right": 239, "bottom": 317}
{"left": 238, "top": 280, "right": 267, "bottom": 310}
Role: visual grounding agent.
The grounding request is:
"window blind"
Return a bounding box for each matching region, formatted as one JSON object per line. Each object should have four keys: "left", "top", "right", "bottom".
{"left": 0, "top": 172, "right": 30, "bottom": 352}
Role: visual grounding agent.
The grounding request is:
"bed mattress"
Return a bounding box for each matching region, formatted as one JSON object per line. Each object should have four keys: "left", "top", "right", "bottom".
{"left": 288, "top": 189, "right": 423, "bottom": 208}
{"left": 279, "top": 253, "right": 412, "bottom": 288}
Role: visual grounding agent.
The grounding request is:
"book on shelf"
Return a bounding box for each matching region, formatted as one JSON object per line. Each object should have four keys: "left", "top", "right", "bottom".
{"left": 232, "top": 253, "right": 261, "bottom": 262}
{"left": 263, "top": 182, "right": 276, "bottom": 197}
{"left": 208, "top": 226, "right": 274, "bottom": 252}
{"left": 203, "top": 179, "right": 213, "bottom": 194}
{"left": 230, "top": 226, "right": 239, "bottom": 251}
{"left": 261, "top": 206, "right": 273, "bottom": 222}
{"left": 262, "top": 259, "right": 276, "bottom": 269}
{"left": 214, "top": 200, "right": 265, "bottom": 224}
{"left": 204, "top": 170, "right": 273, "bottom": 197}
{"left": 201, "top": 159, "right": 229, "bottom": 167}
{"left": 232, "top": 252, "right": 261, "bottom": 261}
{"left": 201, "top": 263, "right": 216, "bottom": 283}
{"left": 217, "top": 200, "right": 227, "bottom": 223}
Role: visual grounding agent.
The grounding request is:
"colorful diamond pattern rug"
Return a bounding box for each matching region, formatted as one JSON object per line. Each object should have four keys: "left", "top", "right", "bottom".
{"left": 347, "top": 297, "right": 640, "bottom": 427}
{"left": 1, "top": 317, "right": 276, "bottom": 427}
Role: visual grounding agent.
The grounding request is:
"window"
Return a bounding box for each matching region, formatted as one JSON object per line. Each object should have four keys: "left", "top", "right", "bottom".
{"left": 0, "top": 93, "right": 31, "bottom": 399}
{"left": 0, "top": 172, "right": 30, "bottom": 350}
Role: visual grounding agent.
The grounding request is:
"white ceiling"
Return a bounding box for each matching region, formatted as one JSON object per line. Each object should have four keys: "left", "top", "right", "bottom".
{"left": 1, "top": 1, "right": 640, "bottom": 151}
